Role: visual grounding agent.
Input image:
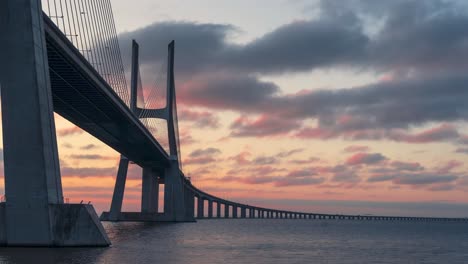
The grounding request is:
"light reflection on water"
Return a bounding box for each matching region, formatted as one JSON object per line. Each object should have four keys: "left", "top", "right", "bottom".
{"left": 0, "top": 219, "right": 467, "bottom": 264}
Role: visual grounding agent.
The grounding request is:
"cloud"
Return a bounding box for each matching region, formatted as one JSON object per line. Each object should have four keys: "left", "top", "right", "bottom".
{"left": 345, "top": 152, "right": 387, "bottom": 166}
{"left": 455, "top": 148, "right": 468, "bottom": 154}
{"left": 57, "top": 127, "right": 83, "bottom": 137}
{"left": 343, "top": 145, "right": 370, "bottom": 153}
{"left": 368, "top": 173, "right": 459, "bottom": 186}
{"left": 252, "top": 156, "right": 278, "bottom": 165}
{"left": 185, "top": 148, "right": 221, "bottom": 165}
{"left": 228, "top": 151, "right": 251, "bottom": 165}
{"left": 61, "top": 167, "right": 116, "bottom": 178}
{"left": 178, "top": 109, "right": 220, "bottom": 128}
{"left": 276, "top": 148, "right": 305, "bottom": 158}
{"left": 274, "top": 177, "right": 325, "bottom": 187}
{"left": 286, "top": 169, "right": 316, "bottom": 178}
{"left": 62, "top": 143, "right": 73, "bottom": 149}
{"left": 390, "top": 161, "right": 424, "bottom": 171}
{"left": 217, "top": 166, "right": 325, "bottom": 187}
{"left": 68, "top": 154, "right": 114, "bottom": 160}
{"left": 387, "top": 124, "right": 460, "bottom": 143}
{"left": 179, "top": 130, "right": 197, "bottom": 145}
{"left": 118, "top": 0, "right": 468, "bottom": 142}
{"left": 230, "top": 114, "right": 301, "bottom": 137}
{"left": 394, "top": 174, "right": 459, "bottom": 185}
{"left": 295, "top": 122, "right": 466, "bottom": 145}
{"left": 189, "top": 148, "right": 221, "bottom": 158}
{"left": 331, "top": 171, "right": 360, "bottom": 183}
{"left": 184, "top": 156, "right": 217, "bottom": 165}
{"left": 290, "top": 157, "right": 321, "bottom": 165}
{"left": 436, "top": 160, "right": 463, "bottom": 174}
{"left": 80, "top": 144, "right": 100, "bottom": 150}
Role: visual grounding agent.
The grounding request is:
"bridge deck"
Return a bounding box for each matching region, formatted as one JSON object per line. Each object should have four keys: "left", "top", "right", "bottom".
{"left": 43, "top": 16, "right": 169, "bottom": 168}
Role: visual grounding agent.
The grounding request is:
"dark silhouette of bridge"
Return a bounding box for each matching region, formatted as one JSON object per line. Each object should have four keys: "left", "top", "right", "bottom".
{"left": 0, "top": 0, "right": 466, "bottom": 246}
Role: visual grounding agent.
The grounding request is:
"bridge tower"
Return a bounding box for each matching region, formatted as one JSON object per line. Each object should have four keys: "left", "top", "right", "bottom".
{"left": 0, "top": 0, "right": 109, "bottom": 246}
{"left": 101, "top": 40, "right": 195, "bottom": 222}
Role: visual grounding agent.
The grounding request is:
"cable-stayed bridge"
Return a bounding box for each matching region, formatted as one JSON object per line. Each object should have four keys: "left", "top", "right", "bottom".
{"left": 0, "top": 0, "right": 466, "bottom": 247}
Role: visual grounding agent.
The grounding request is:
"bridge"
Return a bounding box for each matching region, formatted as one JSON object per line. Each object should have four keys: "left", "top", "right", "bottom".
{"left": 0, "top": 0, "right": 466, "bottom": 247}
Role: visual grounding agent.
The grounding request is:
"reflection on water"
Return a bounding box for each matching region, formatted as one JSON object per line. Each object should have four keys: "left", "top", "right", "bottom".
{"left": 0, "top": 220, "right": 467, "bottom": 264}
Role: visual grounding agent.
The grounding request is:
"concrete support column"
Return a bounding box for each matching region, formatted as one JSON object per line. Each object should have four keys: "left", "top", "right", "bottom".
{"left": 232, "top": 206, "right": 238, "bottom": 218}
{"left": 0, "top": 0, "right": 110, "bottom": 246}
{"left": 163, "top": 159, "right": 187, "bottom": 221}
{"left": 224, "top": 204, "right": 229, "bottom": 218}
{"left": 197, "top": 197, "right": 204, "bottom": 219}
{"left": 109, "top": 156, "right": 129, "bottom": 220}
{"left": 208, "top": 200, "right": 213, "bottom": 218}
{"left": 185, "top": 189, "right": 195, "bottom": 220}
{"left": 141, "top": 168, "right": 158, "bottom": 213}
{"left": 216, "top": 202, "right": 221, "bottom": 218}
{"left": 0, "top": 0, "right": 64, "bottom": 246}
{"left": 241, "top": 207, "right": 246, "bottom": 218}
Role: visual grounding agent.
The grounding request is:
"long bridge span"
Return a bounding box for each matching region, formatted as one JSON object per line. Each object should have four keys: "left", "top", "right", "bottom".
{"left": 0, "top": 0, "right": 466, "bottom": 246}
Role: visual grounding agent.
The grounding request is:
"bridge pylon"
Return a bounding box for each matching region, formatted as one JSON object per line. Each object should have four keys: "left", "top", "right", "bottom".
{"left": 0, "top": 0, "right": 110, "bottom": 246}
{"left": 100, "top": 40, "right": 195, "bottom": 223}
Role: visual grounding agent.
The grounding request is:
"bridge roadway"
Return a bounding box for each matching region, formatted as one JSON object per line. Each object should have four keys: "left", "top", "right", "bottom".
{"left": 43, "top": 13, "right": 467, "bottom": 224}
{"left": 44, "top": 15, "right": 170, "bottom": 169}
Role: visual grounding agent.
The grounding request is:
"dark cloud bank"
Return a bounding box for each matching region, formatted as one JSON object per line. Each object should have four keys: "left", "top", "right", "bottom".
{"left": 119, "top": 0, "right": 468, "bottom": 143}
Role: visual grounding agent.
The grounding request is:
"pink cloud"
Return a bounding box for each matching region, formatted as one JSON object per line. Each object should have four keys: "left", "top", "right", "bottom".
{"left": 388, "top": 124, "right": 459, "bottom": 143}
{"left": 346, "top": 152, "right": 387, "bottom": 166}
{"left": 230, "top": 114, "right": 301, "bottom": 137}
{"left": 343, "top": 145, "right": 370, "bottom": 153}
{"left": 436, "top": 160, "right": 463, "bottom": 174}
{"left": 178, "top": 108, "right": 220, "bottom": 128}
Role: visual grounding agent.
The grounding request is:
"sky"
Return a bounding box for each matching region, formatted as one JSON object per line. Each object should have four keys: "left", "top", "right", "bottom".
{"left": 3, "top": 0, "right": 468, "bottom": 217}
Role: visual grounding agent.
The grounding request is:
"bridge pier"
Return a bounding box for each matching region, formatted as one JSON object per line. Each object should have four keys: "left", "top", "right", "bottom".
{"left": 108, "top": 156, "right": 130, "bottom": 221}
{"left": 224, "top": 204, "right": 230, "bottom": 218}
{"left": 208, "top": 200, "right": 213, "bottom": 218}
{"left": 233, "top": 205, "right": 238, "bottom": 218}
{"left": 241, "top": 207, "right": 247, "bottom": 218}
{"left": 217, "top": 202, "right": 221, "bottom": 218}
{"left": 141, "top": 168, "right": 159, "bottom": 214}
{"left": 0, "top": 0, "right": 110, "bottom": 246}
{"left": 197, "top": 197, "right": 204, "bottom": 219}
{"left": 185, "top": 188, "right": 195, "bottom": 220}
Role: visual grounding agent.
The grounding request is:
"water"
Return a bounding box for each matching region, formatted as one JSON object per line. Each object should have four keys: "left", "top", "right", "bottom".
{"left": 0, "top": 219, "right": 467, "bottom": 264}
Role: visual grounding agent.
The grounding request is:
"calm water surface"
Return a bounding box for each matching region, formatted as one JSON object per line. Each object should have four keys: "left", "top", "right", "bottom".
{"left": 0, "top": 219, "right": 467, "bottom": 263}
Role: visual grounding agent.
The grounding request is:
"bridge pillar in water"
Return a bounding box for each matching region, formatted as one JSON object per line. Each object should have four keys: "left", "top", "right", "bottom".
{"left": 224, "top": 204, "right": 230, "bottom": 218}
{"left": 0, "top": 0, "right": 109, "bottom": 246}
{"left": 197, "top": 197, "right": 204, "bottom": 219}
{"left": 185, "top": 188, "right": 195, "bottom": 220}
{"left": 232, "top": 205, "right": 238, "bottom": 218}
{"left": 216, "top": 202, "right": 221, "bottom": 218}
{"left": 241, "top": 207, "right": 246, "bottom": 218}
{"left": 108, "top": 156, "right": 130, "bottom": 221}
{"left": 208, "top": 200, "right": 213, "bottom": 218}
{"left": 141, "top": 168, "right": 159, "bottom": 213}
{"left": 163, "top": 159, "right": 192, "bottom": 221}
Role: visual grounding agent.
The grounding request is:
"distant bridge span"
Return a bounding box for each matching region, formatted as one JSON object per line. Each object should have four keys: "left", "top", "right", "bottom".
{"left": 0, "top": 0, "right": 466, "bottom": 247}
